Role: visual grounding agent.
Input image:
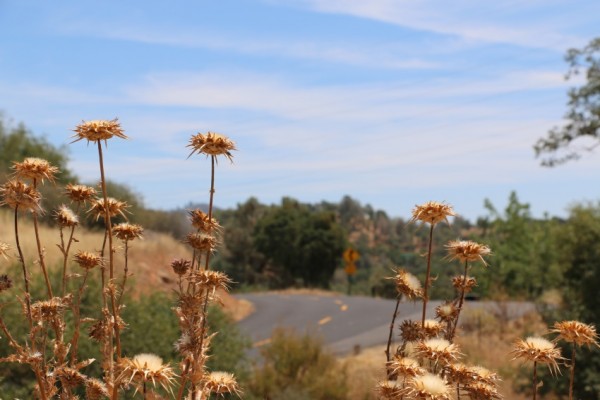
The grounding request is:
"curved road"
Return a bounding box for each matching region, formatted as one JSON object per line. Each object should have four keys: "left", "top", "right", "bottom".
{"left": 234, "top": 292, "right": 534, "bottom": 356}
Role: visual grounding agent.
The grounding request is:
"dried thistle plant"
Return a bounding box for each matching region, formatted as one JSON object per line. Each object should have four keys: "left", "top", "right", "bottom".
{"left": 512, "top": 336, "right": 562, "bottom": 400}
{"left": 552, "top": 320, "right": 599, "bottom": 400}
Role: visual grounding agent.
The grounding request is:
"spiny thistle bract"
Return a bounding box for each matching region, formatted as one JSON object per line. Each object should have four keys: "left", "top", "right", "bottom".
{"left": 72, "top": 118, "right": 128, "bottom": 144}
{"left": 445, "top": 240, "right": 491, "bottom": 266}
{"left": 187, "top": 131, "right": 236, "bottom": 161}
{"left": 411, "top": 201, "right": 455, "bottom": 226}
{"left": 552, "top": 320, "right": 600, "bottom": 348}
{"left": 512, "top": 336, "right": 562, "bottom": 375}
{"left": 12, "top": 157, "right": 59, "bottom": 183}
{"left": 64, "top": 183, "right": 97, "bottom": 203}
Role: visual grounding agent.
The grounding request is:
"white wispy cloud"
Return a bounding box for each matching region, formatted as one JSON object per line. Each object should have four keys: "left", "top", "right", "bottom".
{"left": 278, "top": 0, "right": 587, "bottom": 51}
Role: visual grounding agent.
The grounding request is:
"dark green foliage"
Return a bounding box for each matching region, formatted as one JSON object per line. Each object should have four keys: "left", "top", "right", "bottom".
{"left": 477, "top": 191, "right": 563, "bottom": 299}
{"left": 0, "top": 264, "right": 250, "bottom": 397}
{"left": 535, "top": 37, "right": 600, "bottom": 166}
{"left": 245, "top": 328, "right": 348, "bottom": 400}
{"left": 252, "top": 198, "right": 346, "bottom": 288}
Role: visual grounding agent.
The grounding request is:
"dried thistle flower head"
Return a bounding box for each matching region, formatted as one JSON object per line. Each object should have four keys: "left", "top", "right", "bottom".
{"left": 388, "top": 268, "right": 423, "bottom": 300}
{"left": 55, "top": 204, "right": 79, "bottom": 227}
{"left": 411, "top": 201, "right": 455, "bottom": 225}
{"left": 435, "top": 302, "right": 459, "bottom": 323}
{"left": 0, "top": 242, "right": 11, "bottom": 260}
{"left": 65, "top": 183, "right": 97, "bottom": 203}
{"left": 184, "top": 232, "right": 218, "bottom": 253}
{"left": 0, "top": 180, "right": 42, "bottom": 212}
{"left": 189, "top": 209, "right": 221, "bottom": 233}
{"left": 406, "top": 373, "right": 453, "bottom": 400}
{"left": 401, "top": 341, "right": 420, "bottom": 359}
{"left": 74, "top": 251, "right": 102, "bottom": 270}
{"left": 118, "top": 353, "right": 176, "bottom": 393}
{"left": 445, "top": 363, "right": 472, "bottom": 385}
{"left": 389, "top": 356, "right": 425, "bottom": 378}
{"left": 56, "top": 367, "right": 87, "bottom": 389}
{"left": 31, "top": 296, "right": 71, "bottom": 323}
{"left": 451, "top": 275, "right": 477, "bottom": 293}
{"left": 73, "top": 118, "right": 128, "bottom": 144}
{"left": 12, "top": 157, "right": 59, "bottom": 183}
{"left": 88, "top": 197, "right": 129, "bottom": 221}
{"left": 416, "top": 338, "right": 461, "bottom": 366}
{"left": 187, "top": 131, "right": 236, "bottom": 162}
{"left": 469, "top": 365, "right": 500, "bottom": 385}
{"left": 85, "top": 378, "right": 110, "bottom": 400}
{"left": 377, "top": 379, "right": 405, "bottom": 399}
{"left": 0, "top": 274, "right": 13, "bottom": 292}
{"left": 204, "top": 371, "right": 241, "bottom": 397}
{"left": 188, "top": 270, "right": 232, "bottom": 294}
{"left": 423, "top": 319, "right": 443, "bottom": 338}
{"left": 171, "top": 259, "right": 191, "bottom": 276}
{"left": 113, "top": 222, "right": 143, "bottom": 241}
{"left": 464, "top": 382, "right": 502, "bottom": 400}
{"left": 400, "top": 320, "right": 425, "bottom": 342}
{"left": 552, "top": 320, "right": 600, "bottom": 348}
{"left": 445, "top": 240, "right": 491, "bottom": 265}
{"left": 511, "top": 336, "right": 562, "bottom": 375}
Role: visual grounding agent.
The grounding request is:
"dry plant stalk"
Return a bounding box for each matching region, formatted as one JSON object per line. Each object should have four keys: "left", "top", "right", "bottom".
{"left": 378, "top": 201, "right": 502, "bottom": 400}
{"left": 0, "top": 120, "right": 240, "bottom": 399}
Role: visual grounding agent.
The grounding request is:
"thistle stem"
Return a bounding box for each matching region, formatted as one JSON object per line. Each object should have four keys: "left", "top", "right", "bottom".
{"left": 61, "top": 204, "right": 79, "bottom": 296}
{"left": 449, "top": 260, "right": 469, "bottom": 342}
{"left": 533, "top": 361, "right": 538, "bottom": 400}
{"left": 385, "top": 296, "right": 401, "bottom": 377}
{"left": 70, "top": 270, "right": 89, "bottom": 366}
{"left": 117, "top": 240, "right": 130, "bottom": 306}
{"left": 31, "top": 180, "right": 53, "bottom": 299}
{"left": 569, "top": 343, "right": 576, "bottom": 400}
{"left": 14, "top": 207, "right": 32, "bottom": 327}
{"left": 203, "top": 155, "right": 216, "bottom": 270}
{"left": 421, "top": 224, "right": 434, "bottom": 326}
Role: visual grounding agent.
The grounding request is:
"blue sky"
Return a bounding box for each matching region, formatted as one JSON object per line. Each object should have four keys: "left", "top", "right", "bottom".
{"left": 1, "top": 0, "right": 599, "bottom": 221}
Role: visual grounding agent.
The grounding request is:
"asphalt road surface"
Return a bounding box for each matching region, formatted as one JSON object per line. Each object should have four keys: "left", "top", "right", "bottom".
{"left": 234, "top": 292, "right": 535, "bottom": 357}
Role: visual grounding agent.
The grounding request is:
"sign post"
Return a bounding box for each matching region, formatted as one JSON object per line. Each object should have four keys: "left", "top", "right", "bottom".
{"left": 343, "top": 248, "right": 360, "bottom": 295}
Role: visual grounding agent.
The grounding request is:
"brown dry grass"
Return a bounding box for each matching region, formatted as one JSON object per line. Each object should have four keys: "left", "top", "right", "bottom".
{"left": 0, "top": 209, "right": 249, "bottom": 320}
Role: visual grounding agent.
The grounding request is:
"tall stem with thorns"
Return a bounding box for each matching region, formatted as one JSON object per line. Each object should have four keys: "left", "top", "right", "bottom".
{"left": 31, "top": 179, "right": 53, "bottom": 298}
{"left": 449, "top": 260, "right": 469, "bottom": 341}
{"left": 421, "top": 224, "right": 434, "bottom": 326}
{"left": 385, "top": 296, "right": 401, "bottom": 377}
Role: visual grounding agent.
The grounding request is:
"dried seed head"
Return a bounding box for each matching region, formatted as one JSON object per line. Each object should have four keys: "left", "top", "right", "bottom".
{"left": 113, "top": 223, "right": 143, "bottom": 241}
{"left": 511, "top": 336, "right": 562, "bottom": 375}
{"left": 389, "top": 356, "right": 425, "bottom": 378}
{"left": 0, "top": 242, "right": 11, "bottom": 260}
{"left": 187, "top": 132, "right": 236, "bottom": 162}
{"left": 31, "top": 296, "right": 71, "bottom": 322}
{"left": 406, "top": 373, "right": 453, "bottom": 400}
{"left": 445, "top": 363, "right": 473, "bottom": 385}
{"left": 56, "top": 367, "right": 87, "bottom": 388}
{"left": 1, "top": 180, "right": 42, "bottom": 212}
{"left": 55, "top": 205, "right": 79, "bottom": 227}
{"left": 189, "top": 209, "right": 221, "bottom": 233}
{"left": 118, "top": 354, "right": 177, "bottom": 393}
{"left": 451, "top": 275, "right": 477, "bottom": 293}
{"left": 388, "top": 268, "right": 423, "bottom": 300}
{"left": 0, "top": 274, "right": 13, "bottom": 292}
{"left": 85, "top": 378, "right": 110, "bottom": 400}
{"left": 74, "top": 251, "right": 102, "bottom": 270}
{"left": 204, "top": 371, "right": 241, "bottom": 397}
{"left": 552, "top": 320, "right": 600, "bottom": 348}
{"left": 65, "top": 183, "right": 97, "bottom": 203}
{"left": 401, "top": 341, "right": 420, "bottom": 359}
{"left": 445, "top": 240, "right": 491, "bottom": 266}
{"left": 416, "top": 338, "right": 461, "bottom": 366}
{"left": 88, "top": 197, "right": 129, "bottom": 221}
{"left": 423, "top": 319, "right": 443, "bottom": 338}
{"left": 12, "top": 157, "right": 59, "bottom": 183}
{"left": 376, "top": 380, "right": 405, "bottom": 399}
{"left": 435, "top": 302, "right": 459, "bottom": 323}
{"left": 400, "top": 320, "right": 425, "bottom": 342}
{"left": 411, "top": 201, "right": 455, "bottom": 226}
{"left": 469, "top": 365, "right": 500, "bottom": 385}
{"left": 188, "top": 270, "right": 232, "bottom": 293}
{"left": 171, "top": 259, "right": 191, "bottom": 276}
{"left": 73, "top": 119, "right": 128, "bottom": 144}
{"left": 184, "top": 232, "right": 218, "bottom": 253}
{"left": 464, "top": 382, "right": 502, "bottom": 400}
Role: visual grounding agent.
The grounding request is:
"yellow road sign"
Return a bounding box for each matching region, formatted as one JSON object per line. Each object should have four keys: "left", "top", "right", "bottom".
{"left": 343, "top": 248, "right": 360, "bottom": 263}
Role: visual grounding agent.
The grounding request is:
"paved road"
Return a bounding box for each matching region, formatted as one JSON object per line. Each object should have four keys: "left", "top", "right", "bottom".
{"left": 234, "top": 292, "right": 535, "bottom": 356}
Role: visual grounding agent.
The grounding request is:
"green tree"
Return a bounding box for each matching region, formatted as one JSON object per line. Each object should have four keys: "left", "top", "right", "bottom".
{"left": 253, "top": 198, "right": 346, "bottom": 288}
{"left": 535, "top": 37, "right": 600, "bottom": 166}
{"left": 478, "top": 192, "right": 562, "bottom": 299}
